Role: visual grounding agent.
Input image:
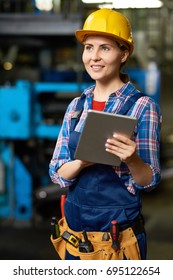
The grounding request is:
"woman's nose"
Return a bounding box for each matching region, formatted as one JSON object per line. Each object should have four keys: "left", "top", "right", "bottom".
{"left": 91, "top": 49, "right": 101, "bottom": 61}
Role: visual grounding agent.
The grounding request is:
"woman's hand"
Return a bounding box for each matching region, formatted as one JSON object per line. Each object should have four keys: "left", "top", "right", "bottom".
{"left": 105, "top": 133, "right": 153, "bottom": 186}
{"left": 105, "top": 133, "right": 136, "bottom": 164}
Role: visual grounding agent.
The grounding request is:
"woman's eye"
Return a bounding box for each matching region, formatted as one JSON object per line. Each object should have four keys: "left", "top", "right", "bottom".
{"left": 102, "top": 46, "right": 109, "bottom": 51}
{"left": 85, "top": 45, "right": 92, "bottom": 51}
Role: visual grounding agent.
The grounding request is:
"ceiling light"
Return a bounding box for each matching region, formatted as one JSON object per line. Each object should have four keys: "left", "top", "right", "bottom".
{"left": 35, "top": 0, "right": 53, "bottom": 11}
{"left": 112, "top": 0, "right": 163, "bottom": 9}
{"left": 81, "top": 0, "right": 163, "bottom": 9}
{"left": 82, "top": 0, "right": 109, "bottom": 2}
{"left": 98, "top": 4, "right": 114, "bottom": 9}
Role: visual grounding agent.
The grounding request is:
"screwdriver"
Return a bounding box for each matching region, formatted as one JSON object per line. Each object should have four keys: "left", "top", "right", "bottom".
{"left": 110, "top": 220, "right": 120, "bottom": 251}
{"left": 60, "top": 195, "right": 66, "bottom": 218}
{"left": 51, "top": 216, "right": 60, "bottom": 239}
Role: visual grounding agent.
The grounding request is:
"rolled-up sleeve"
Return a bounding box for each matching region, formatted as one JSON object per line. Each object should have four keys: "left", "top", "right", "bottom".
{"left": 134, "top": 99, "right": 162, "bottom": 191}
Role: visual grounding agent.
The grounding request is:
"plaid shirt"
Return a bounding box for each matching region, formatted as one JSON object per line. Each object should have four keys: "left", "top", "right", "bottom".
{"left": 49, "top": 82, "right": 162, "bottom": 194}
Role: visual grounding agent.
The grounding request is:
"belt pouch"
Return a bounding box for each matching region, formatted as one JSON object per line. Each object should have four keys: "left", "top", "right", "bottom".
{"left": 50, "top": 217, "right": 141, "bottom": 260}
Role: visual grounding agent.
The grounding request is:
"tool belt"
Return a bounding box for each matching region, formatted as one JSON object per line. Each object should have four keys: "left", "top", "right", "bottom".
{"left": 50, "top": 215, "right": 144, "bottom": 260}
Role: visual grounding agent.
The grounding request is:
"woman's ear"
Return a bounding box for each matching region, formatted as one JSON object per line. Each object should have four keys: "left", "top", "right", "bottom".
{"left": 121, "top": 50, "right": 129, "bottom": 63}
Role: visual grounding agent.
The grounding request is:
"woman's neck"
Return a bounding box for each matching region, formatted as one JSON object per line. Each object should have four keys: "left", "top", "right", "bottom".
{"left": 93, "top": 80, "right": 125, "bottom": 101}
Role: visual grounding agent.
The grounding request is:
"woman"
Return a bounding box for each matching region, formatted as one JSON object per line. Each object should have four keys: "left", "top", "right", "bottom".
{"left": 49, "top": 8, "right": 161, "bottom": 260}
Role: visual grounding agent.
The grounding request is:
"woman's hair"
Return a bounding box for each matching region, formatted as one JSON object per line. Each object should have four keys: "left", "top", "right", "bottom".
{"left": 116, "top": 42, "right": 130, "bottom": 83}
{"left": 120, "top": 72, "right": 130, "bottom": 83}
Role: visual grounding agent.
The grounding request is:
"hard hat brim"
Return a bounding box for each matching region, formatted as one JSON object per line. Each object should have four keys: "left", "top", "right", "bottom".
{"left": 75, "top": 30, "right": 134, "bottom": 55}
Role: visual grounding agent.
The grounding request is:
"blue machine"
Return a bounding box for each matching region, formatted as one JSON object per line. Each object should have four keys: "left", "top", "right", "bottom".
{"left": 0, "top": 81, "right": 33, "bottom": 221}
{"left": 0, "top": 66, "right": 160, "bottom": 222}
{"left": 0, "top": 80, "right": 92, "bottom": 222}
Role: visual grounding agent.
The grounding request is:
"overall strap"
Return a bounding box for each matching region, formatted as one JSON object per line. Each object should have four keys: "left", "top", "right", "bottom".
{"left": 70, "top": 95, "right": 86, "bottom": 132}
{"left": 118, "top": 91, "right": 144, "bottom": 115}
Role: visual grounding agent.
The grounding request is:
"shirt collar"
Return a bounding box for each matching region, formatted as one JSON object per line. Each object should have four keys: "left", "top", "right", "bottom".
{"left": 81, "top": 81, "right": 136, "bottom": 99}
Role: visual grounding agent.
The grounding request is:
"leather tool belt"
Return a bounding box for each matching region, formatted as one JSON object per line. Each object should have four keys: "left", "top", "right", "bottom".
{"left": 50, "top": 216, "right": 144, "bottom": 260}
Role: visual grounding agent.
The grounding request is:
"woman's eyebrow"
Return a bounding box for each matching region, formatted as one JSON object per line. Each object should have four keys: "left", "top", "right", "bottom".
{"left": 84, "top": 43, "right": 113, "bottom": 47}
{"left": 83, "top": 43, "right": 92, "bottom": 46}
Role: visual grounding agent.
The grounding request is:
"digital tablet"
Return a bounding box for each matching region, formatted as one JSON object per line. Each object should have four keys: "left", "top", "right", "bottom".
{"left": 74, "top": 110, "right": 137, "bottom": 166}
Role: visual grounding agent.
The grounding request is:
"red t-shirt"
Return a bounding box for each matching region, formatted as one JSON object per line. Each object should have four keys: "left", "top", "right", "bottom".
{"left": 92, "top": 100, "right": 106, "bottom": 111}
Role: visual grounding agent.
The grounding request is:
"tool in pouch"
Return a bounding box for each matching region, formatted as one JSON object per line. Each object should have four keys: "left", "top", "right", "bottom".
{"left": 50, "top": 216, "right": 60, "bottom": 239}
{"left": 61, "top": 229, "right": 94, "bottom": 253}
{"left": 79, "top": 230, "right": 94, "bottom": 253}
{"left": 61, "top": 230, "right": 80, "bottom": 248}
{"left": 50, "top": 192, "right": 67, "bottom": 239}
{"left": 110, "top": 220, "right": 120, "bottom": 251}
{"left": 60, "top": 194, "right": 66, "bottom": 218}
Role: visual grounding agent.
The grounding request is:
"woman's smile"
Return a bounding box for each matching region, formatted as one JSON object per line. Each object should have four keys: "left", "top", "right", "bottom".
{"left": 91, "top": 64, "right": 104, "bottom": 71}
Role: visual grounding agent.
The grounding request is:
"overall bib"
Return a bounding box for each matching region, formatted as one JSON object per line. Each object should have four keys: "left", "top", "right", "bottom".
{"left": 64, "top": 92, "right": 146, "bottom": 259}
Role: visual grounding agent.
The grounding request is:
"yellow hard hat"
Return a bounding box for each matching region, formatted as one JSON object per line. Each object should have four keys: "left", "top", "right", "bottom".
{"left": 75, "top": 8, "right": 134, "bottom": 55}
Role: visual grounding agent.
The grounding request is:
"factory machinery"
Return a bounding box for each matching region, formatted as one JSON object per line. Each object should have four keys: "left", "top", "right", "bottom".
{"left": 0, "top": 67, "right": 160, "bottom": 224}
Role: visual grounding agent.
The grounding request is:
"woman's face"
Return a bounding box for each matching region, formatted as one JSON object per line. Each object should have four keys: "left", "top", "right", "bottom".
{"left": 82, "top": 35, "right": 128, "bottom": 83}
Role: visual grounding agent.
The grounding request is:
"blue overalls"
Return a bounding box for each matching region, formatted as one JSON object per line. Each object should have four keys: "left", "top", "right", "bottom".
{"left": 64, "top": 92, "right": 147, "bottom": 259}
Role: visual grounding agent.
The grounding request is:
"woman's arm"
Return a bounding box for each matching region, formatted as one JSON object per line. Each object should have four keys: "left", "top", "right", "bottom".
{"left": 57, "top": 160, "right": 93, "bottom": 180}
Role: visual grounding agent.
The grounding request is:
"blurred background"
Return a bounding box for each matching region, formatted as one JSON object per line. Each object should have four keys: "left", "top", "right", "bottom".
{"left": 0, "top": 0, "right": 173, "bottom": 260}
